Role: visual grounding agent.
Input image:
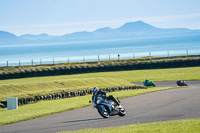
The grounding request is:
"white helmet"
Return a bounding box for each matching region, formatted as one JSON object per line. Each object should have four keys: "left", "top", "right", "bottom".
{"left": 92, "top": 87, "right": 99, "bottom": 95}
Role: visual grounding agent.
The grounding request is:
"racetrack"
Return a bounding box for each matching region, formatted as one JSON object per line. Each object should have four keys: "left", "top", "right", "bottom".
{"left": 0, "top": 81, "right": 200, "bottom": 133}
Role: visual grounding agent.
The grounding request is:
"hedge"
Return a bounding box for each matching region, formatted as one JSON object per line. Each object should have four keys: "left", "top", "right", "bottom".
{"left": 0, "top": 55, "right": 200, "bottom": 80}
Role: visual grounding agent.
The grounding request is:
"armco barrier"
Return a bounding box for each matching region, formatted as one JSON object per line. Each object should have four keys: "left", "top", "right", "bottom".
{"left": 0, "top": 85, "right": 146, "bottom": 108}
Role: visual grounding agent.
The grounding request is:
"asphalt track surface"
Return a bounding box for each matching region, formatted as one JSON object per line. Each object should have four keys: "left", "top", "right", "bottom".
{"left": 0, "top": 81, "right": 200, "bottom": 133}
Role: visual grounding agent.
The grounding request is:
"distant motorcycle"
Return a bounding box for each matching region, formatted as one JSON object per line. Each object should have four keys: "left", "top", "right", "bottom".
{"left": 177, "top": 80, "right": 188, "bottom": 86}
{"left": 143, "top": 80, "right": 156, "bottom": 87}
{"left": 90, "top": 96, "right": 126, "bottom": 118}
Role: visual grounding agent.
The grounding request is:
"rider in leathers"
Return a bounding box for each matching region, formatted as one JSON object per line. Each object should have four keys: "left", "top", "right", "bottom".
{"left": 92, "top": 87, "right": 122, "bottom": 108}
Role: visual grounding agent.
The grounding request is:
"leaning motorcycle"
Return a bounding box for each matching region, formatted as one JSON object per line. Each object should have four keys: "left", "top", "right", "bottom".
{"left": 143, "top": 80, "right": 156, "bottom": 87}
{"left": 177, "top": 80, "right": 188, "bottom": 86}
{"left": 90, "top": 96, "right": 126, "bottom": 118}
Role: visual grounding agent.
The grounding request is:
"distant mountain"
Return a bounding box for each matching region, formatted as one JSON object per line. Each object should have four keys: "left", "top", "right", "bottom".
{"left": 62, "top": 31, "right": 93, "bottom": 39}
{"left": 0, "top": 31, "right": 17, "bottom": 40}
{"left": 1, "top": 21, "right": 200, "bottom": 44}
{"left": 115, "top": 21, "right": 161, "bottom": 32}
{"left": 93, "top": 27, "right": 113, "bottom": 33}
{"left": 19, "top": 33, "right": 54, "bottom": 40}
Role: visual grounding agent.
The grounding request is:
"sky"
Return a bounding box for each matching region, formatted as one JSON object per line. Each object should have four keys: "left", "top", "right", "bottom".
{"left": 0, "top": 0, "right": 200, "bottom": 36}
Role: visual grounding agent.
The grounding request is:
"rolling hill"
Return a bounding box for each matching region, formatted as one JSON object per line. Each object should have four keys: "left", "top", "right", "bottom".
{"left": 1, "top": 21, "right": 200, "bottom": 44}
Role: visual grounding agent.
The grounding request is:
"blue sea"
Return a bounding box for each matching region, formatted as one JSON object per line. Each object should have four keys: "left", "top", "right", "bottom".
{"left": 0, "top": 35, "right": 200, "bottom": 66}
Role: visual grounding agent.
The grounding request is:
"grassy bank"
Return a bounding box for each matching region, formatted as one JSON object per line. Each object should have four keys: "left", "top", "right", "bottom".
{"left": 0, "top": 78, "right": 133, "bottom": 101}
{"left": 0, "top": 66, "right": 199, "bottom": 101}
{"left": 1, "top": 66, "right": 199, "bottom": 85}
{"left": 61, "top": 119, "right": 200, "bottom": 133}
{"left": 0, "top": 87, "right": 175, "bottom": 126}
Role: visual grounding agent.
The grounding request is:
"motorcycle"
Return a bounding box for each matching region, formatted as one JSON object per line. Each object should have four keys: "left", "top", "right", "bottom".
{"left": 90, "top": 96, "right": 126, "bottom": 118}
{"left": 177, "top": 80, "right": 188, "bottom": 86}
{"left": 143, "top": 80, "right": 156, "bottom": 87}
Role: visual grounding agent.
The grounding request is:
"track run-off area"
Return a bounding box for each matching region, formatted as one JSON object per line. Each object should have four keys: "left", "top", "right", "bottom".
{"left": 0, "top": 81, "right": 200, "bottom": 133}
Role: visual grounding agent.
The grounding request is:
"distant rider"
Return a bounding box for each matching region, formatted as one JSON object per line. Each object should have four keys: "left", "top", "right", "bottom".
{"left": 177, "top": 79, "right": 181, "bottom": 86}
{"left": 144, "top": 79, "right": 149, "bottom": 86}
{"left": 91, "top": 87, "right": 122, "bottom": 108}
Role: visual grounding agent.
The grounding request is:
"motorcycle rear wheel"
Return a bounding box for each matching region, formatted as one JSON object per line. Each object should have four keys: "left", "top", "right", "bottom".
{"left": 97, "top": 105, "right": 110, "bottom": 118}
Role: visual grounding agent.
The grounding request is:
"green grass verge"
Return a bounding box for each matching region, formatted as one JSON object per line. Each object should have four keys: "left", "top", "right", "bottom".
{"left": 0, "top": 87, "right": 176, "bottom": 126}
{"left": 60, "top": 119, "right": 200, "bottom": 133}
{"left": 1, "top": 66, "right": 199, "bottom": 85}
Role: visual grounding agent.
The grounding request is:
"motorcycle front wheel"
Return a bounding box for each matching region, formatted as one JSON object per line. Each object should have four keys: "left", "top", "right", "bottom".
{"left": 118, "top": 108, "right": 126, "bottom": 117}
{"left": 97, "top": 105, "right": 109, "bottom": 118}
